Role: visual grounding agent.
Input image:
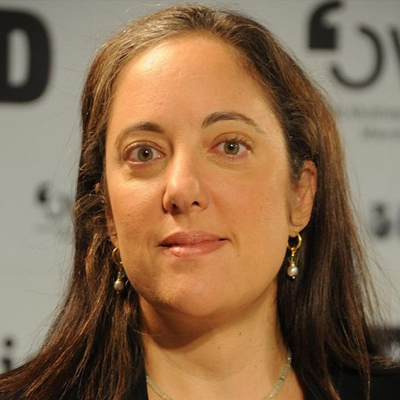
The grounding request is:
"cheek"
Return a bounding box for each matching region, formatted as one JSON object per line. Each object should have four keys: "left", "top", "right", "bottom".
{"left": 220, "top": 166, "right": 291, "bottom": 264}
{"left": 107, "top": 179, "right": 164, "bottom": 294}
{"left": 108, "top": 179, "right": 161, "bottom": 246}
{"left": 220, "top": 165, "right": 291, "bottom": 228}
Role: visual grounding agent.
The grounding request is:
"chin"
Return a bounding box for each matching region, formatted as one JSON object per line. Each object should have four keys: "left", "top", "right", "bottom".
{"left": 139, "top": 288, "right": 233, "bottom": 323}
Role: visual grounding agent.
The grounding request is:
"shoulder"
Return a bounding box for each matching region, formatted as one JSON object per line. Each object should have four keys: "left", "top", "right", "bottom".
{"left": 304, "top": 367, "right": 400, "bottom": 400}
{"left": 333, "top": 368, "right": 400, "bottom": 400}
{"left": 370, "top": 371, "right": 400, "bottom": 399}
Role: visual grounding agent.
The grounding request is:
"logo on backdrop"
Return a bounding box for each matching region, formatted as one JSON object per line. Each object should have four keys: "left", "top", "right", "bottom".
{"left": 370, "top": 202, "right": 400, "bottom": 239}
{"left": 1, "top": 336, "right": 16, "bottom": 373}
{"left": 0, "top": 9, "right": 51, "bottom": 102}
{"left": 308, "top": 0, "right": 400, "bottom": 89}
{"left": 35, "top": 182, "right": 73, "bottom": 237}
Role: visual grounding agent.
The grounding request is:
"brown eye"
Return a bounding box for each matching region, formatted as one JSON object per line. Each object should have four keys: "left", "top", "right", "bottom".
{"left": 137, "top": 146, "right": 154, "bottom": 161}
{"left": 224, "top": 140, "right": 240, "bottom": 155}
{"left": 214, "top": 138, "right": 249, "bottom": 158}
{"left": 126, "top": 145, "right": 163, "bottom": 163}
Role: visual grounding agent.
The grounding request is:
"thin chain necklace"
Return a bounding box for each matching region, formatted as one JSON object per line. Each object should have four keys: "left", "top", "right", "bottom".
{"left": 146, "top": 349, "right": 292, "bottom": 400}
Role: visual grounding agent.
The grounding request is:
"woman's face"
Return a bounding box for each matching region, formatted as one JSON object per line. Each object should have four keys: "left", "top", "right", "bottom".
{"left": 105, "top": 35, "right": 315, "bottom": 321}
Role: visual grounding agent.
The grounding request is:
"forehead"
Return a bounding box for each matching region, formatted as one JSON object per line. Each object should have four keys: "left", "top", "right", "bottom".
{"left": 132, "top": 34, "right": 244, "bottom": 71}
{"left": 109, "top": 34, "right": 276, "bottom": 124}
{"left": 114, "top": 34, "right": 265, "bottom": 95}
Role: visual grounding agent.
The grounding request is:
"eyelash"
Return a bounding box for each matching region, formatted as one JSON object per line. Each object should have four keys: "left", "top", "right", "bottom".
{"left": 123, "top": 135, "right": 252, "bottom": 165}
{"left": 213, "top": 136, "right": 252, "bottom": 157}
{"left": 123, "top": 142, "right": 164, "bottom": 164}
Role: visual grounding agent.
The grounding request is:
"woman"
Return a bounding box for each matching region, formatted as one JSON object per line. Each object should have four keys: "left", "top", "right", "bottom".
{"left": 0, "top": 4, "right": 399, "bottom": 400}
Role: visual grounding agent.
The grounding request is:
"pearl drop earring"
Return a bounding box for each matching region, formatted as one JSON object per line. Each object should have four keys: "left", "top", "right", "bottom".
{"left": 287, "top": 233, "right": 302, "bottom": 280}
{"left": 112, "top": 247, "right": 126, "bottom": 293}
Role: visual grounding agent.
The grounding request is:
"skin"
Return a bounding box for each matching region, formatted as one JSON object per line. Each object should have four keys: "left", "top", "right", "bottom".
{"left": 105, "top": 35, "right": 316, "bottom": 400}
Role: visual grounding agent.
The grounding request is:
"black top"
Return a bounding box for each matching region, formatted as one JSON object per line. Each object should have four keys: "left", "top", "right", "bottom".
{"left": 1, "top": 369, "right": 400, "bottom": 399}
{"left": 133, "top": 369, "right": 400, "bottom": 400}
{"left": 305, "top": 369, "right": 400, "bottom": 400}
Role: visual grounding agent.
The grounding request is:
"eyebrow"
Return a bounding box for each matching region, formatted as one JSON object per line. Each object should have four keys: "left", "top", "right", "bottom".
{"left": 202, "top": 111, "right": 266, "bottom": 134}
{"left": 115, "top": 121, "right": 164, "bottom": 150}
{"left": 114, "top": 111, "right": 265, "bottom": 149}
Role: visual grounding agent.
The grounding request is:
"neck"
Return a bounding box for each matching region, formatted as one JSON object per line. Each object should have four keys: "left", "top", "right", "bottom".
{"left": 140, "top": 294, "right": 299, "bottom": 400}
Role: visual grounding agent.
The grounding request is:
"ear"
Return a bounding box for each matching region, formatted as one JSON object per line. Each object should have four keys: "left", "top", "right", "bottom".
{"left": 289, "top": 160, "right": 317, "bottom": 236}
{"left": 101, "top": 183, "right": 118, "bottom": 248}
{"left": 106, "top": 206, "right": 119, "bottom": 247}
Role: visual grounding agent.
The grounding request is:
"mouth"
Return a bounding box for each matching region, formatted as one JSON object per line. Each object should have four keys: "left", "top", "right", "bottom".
{"left": 159, "top": 231, "right": 227, "bottom": 257}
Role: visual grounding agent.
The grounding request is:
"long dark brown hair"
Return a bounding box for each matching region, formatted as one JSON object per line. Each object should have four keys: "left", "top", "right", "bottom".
{"left": 0, "top": 4, "right": 397, "bottom": 400}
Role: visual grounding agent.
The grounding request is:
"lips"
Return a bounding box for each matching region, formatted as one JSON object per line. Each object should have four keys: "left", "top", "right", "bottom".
{"left": 159, "top": 231, "right": 227, "bottom": 257}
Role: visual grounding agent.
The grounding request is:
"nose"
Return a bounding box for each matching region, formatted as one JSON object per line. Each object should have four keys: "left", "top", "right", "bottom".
{"left": 162, "top": 154, "right": 209, "bottom": 215}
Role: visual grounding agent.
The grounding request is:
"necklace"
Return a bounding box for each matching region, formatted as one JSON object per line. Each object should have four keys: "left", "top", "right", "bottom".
{"left": 146, "top": 349, "right": 292, "bottom": 400}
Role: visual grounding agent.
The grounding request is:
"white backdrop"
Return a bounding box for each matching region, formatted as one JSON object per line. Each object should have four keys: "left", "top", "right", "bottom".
{"left": 1, "top": 0, "right": 399, "bottom": 371}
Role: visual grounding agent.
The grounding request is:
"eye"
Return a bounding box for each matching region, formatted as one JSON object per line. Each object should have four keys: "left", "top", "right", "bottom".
{"left": 125, "top": 144, "right": 163, "bottom": 163}
{"left": 223, "top": 140, "right": 241, "bottom": 155}
{"left": 215, "top": 138, "right": 250, "bottom": 157}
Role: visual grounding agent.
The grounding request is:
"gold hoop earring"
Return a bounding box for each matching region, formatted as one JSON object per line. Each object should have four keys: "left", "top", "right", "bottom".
{"left": 112, "top": 247, "right": 126, "bottom": 293}
{"left": 287, "top": 233, "right": 302, "bottom": 280}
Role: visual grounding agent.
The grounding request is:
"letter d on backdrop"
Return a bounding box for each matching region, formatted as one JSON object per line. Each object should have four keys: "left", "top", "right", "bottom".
{"left": 0, "top": 10, "right": 50, "bottom": 103}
